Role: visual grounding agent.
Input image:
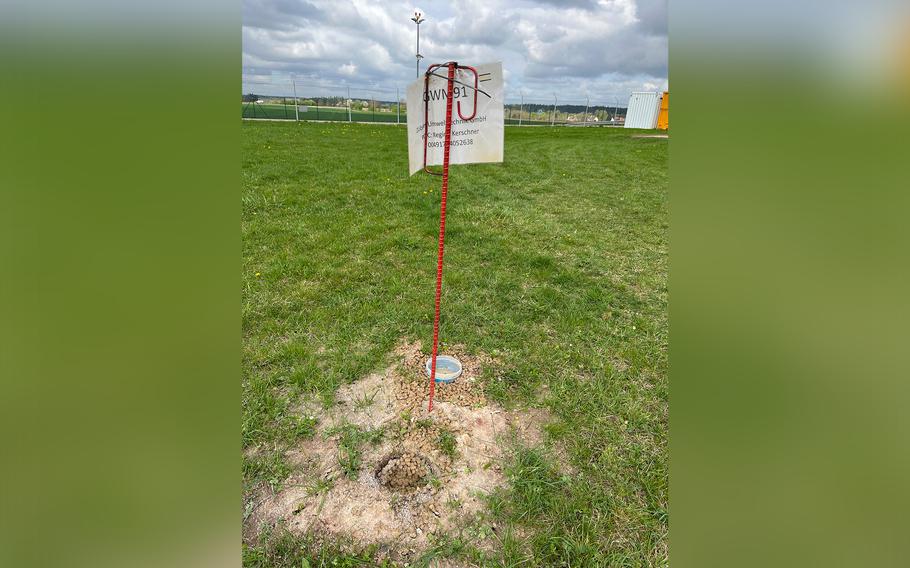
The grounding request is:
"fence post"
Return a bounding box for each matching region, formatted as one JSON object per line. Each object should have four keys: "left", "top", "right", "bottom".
{"left": 519, "top": 93, "right": 523, "bottom": 127}
{"left": 293, "top": 79, "right": 299, "bottom": 122}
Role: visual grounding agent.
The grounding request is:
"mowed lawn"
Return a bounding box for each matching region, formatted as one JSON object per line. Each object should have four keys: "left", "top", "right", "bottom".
{"left": 242, "top": 122, "right": 668, "bottom": 566}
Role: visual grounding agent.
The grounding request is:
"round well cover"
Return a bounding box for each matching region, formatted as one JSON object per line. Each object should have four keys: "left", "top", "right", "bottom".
{"left": 424, "top": 355, "right": 462, "bottom": 383}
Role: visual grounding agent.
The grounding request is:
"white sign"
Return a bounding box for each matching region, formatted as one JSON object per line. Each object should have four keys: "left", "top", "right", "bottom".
{"left": 407, "top": 62, "right": 504, "bottom": 176}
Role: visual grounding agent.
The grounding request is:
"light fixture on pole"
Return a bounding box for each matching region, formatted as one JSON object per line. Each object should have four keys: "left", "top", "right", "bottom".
{"left": 411, "top": 11, "right": 425, "bottom": 78}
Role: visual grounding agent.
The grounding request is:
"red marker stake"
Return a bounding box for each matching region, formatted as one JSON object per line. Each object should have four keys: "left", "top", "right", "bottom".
{"left": 428, "top": 63, "right": 456, "bottom": 412}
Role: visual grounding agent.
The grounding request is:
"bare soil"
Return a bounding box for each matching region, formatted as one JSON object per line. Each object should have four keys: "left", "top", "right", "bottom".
{"left": 245, "top": 339, "right": 549, "bottom": 560}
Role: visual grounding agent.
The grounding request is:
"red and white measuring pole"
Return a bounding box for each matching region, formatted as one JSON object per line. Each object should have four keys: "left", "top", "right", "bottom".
{"left": 421, "top": 62, "right": 479, "bottom": 412}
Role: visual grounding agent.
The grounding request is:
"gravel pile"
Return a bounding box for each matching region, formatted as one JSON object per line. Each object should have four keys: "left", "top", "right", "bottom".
{"left": 376, "top": 452, "right": 429, "bottom": 490}
{"left": 394, "top": 377, "right": 484, "bottom": 408}
{"left": 392, "top": 341, "right": 489, "bottom": 409}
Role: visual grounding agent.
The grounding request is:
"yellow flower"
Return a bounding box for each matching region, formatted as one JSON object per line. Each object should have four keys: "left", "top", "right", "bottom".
{"left": 255, "top": 272, "right": 261, "bottom": 277}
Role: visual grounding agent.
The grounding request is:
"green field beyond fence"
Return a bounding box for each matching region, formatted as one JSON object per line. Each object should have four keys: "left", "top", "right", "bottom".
{"left": 242, "top": 103, "right": 621, "bottom": 126}
{"left": 241, "top": 103, "right": 404, "bottom": 123}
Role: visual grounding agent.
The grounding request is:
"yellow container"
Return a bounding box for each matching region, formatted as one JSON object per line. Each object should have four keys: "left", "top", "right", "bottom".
{"left": 657, "top": 91, "right": 669, "bottom": 130}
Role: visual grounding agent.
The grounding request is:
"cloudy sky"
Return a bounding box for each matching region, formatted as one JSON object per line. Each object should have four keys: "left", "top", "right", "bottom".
{"left": 242, "top": 0, "right": 667, "bottom": 105}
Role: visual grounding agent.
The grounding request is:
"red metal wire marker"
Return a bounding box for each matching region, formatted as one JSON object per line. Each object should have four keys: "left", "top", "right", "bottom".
{"left": 426, "top": 62, "right": 454, "bottom": 412}
{"left": 421, "top": 62, "right": 483, "bottom": 412}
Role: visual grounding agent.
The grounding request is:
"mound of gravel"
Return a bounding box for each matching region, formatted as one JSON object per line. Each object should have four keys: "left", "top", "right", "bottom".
{"left": 376, "top": 452, "right": 430, "bottom": 490}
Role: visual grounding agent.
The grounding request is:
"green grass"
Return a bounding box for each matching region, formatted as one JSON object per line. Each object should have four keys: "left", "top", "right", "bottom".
{"left": 243, "top": 527, "right": 394, "bottom": 568}
{"left": 326, "top": 423, "right": 385, "bottom": 480}
{"left": 437, "top": 428, "right": 458, "bottom": 460}
{"left": 242, "top": 121, "right": 668, "bottom": 566}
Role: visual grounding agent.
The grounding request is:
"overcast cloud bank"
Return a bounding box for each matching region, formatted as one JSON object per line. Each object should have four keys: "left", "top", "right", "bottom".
{"left": 242, "top": 0, "right": 667, "bottom": 104}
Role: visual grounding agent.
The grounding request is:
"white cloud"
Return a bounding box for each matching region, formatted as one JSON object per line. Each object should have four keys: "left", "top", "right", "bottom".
{"left": 242, "top": 0, "right": 667, "bottom": 104}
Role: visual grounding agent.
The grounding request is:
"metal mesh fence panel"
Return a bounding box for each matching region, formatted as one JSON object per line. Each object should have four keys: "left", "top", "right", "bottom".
{"left": 241, "top": 76, "right": 628, "bottom": 126}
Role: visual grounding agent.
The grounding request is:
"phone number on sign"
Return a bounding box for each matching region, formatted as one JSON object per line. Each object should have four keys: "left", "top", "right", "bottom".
{"left": 427, "top": 139, "right": 474, "bottom": 148}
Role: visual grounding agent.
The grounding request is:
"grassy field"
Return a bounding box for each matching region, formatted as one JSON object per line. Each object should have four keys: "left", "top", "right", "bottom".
{"left": 242, "top": 122, "right": 668, "bottom": 566}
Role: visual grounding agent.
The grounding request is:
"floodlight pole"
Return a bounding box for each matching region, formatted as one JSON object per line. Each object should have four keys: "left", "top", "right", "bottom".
{"left": 347, "top": 86, "right": 352, "bottom": 122}
{"left": 551, "top": 94, "right": 557, "bottom": 126}
{"left": 397, "top": 87, "right": 400, "bottom": 124}
{"left": 411, "top": 11, "right": 425, "bottom": 78}
{"left": 583, "top": 95, "right": 589, "bottom": 127}
{"left": 292, "top": 78, "right": 299, "bottom": 122}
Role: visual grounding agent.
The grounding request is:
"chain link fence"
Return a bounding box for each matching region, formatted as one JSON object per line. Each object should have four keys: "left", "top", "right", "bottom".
{"left": 242, "top": 78, "right": 627, "bottom": 126}
{"left": 501, "top": 97, "right": 627, "bottom": 126}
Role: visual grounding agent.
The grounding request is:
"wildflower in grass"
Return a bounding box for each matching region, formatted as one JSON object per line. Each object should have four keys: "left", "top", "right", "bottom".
{"left": 255, "top": 272, "right": 261, "bottom": 277}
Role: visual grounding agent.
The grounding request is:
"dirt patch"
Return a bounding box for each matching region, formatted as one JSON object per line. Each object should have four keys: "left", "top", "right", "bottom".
{"left": 247, "top": 339, "right": 549, "bottom": 560}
